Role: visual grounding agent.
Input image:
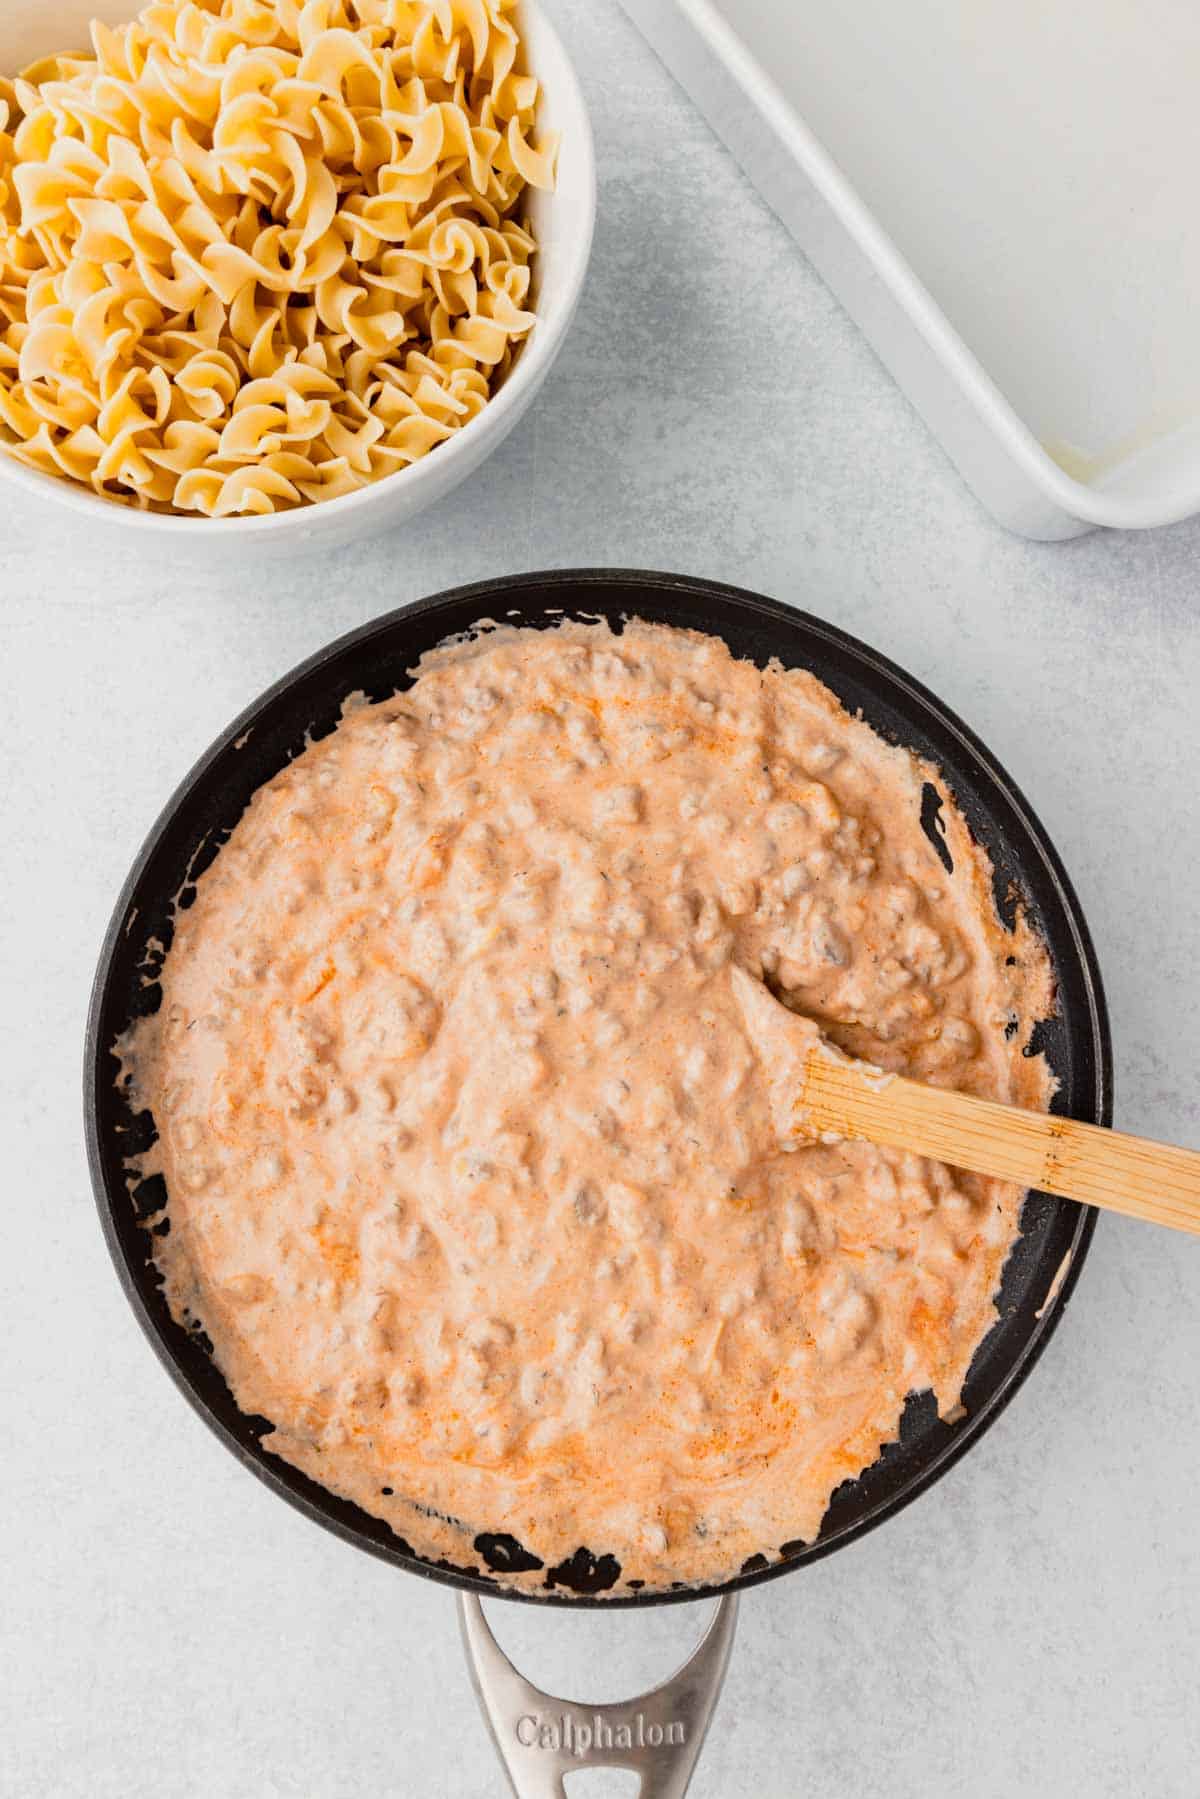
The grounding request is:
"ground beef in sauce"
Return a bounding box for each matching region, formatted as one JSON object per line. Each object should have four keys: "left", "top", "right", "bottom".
{"left": 121, "top": 620, "right": 1053, "bottom": 1591}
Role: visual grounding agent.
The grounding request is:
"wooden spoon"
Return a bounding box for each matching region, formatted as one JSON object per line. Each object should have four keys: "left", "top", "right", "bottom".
{"left": 731, "top": 967, "right": 1200, "bottom": 1238}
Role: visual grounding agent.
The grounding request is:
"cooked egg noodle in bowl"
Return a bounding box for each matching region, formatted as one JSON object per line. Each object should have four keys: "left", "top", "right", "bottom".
{"left": 0, "top": 0, "right": 557, "bottom": 516}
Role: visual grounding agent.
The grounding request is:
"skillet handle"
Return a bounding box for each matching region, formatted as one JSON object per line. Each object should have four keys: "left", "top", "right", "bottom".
{"left": 458, "top": 1590, "right": 739, "bottom": 1799}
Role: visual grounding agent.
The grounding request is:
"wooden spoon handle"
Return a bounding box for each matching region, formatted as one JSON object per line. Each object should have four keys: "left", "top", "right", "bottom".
{"left": 802, "top": 1053, "right": 1200, "bottom": 1237}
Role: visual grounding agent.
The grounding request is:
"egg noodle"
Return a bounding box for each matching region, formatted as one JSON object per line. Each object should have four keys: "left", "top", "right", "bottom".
{"left": 0, "top": 0, "right": 556, "bottom": 515}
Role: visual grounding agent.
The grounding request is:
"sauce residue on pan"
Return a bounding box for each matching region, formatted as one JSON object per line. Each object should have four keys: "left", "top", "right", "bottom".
{"left": 120, "top": 620, "right": 1053, "bottom": 1591}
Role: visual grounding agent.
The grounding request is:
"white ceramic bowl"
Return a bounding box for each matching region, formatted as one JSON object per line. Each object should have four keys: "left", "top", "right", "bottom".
{"left": 0, "top": 0, "right": 595, "bottom": 559}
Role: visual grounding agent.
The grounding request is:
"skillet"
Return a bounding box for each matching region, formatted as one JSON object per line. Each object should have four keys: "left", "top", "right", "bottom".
{"left": 85, "top": 569, "right": 1111, "bottom": 1795}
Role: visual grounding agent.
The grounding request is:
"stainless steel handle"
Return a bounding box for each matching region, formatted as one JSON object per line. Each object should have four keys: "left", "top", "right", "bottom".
{"left": 459, "top": 1590, "right": 739, "bottom": 1799}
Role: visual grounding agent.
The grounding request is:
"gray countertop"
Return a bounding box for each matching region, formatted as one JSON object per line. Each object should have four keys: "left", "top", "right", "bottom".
{"left": 3, "top": 1, "right": 1198, "bottom": 1793}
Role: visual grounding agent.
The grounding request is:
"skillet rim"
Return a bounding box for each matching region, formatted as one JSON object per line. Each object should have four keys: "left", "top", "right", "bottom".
{"left": 83, "top": 567, "right": 1111, "bottom": 1608}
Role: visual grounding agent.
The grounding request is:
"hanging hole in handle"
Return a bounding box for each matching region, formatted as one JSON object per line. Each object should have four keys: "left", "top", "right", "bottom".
{"left": 562, "top": 1774, "right": 642, "bottom": 1796}
{"left": 484, "top": 1600, "right": 711, "bottom": 1704}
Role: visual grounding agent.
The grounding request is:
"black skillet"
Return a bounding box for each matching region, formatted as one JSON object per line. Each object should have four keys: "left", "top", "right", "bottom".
{"left": 85, "top": 569, "right": 1111, "bottom": 1795}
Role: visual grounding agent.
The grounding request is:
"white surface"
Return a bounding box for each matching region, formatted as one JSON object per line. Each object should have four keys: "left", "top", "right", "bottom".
{"left": 717, "top": 0, "right": 1200, "bottom": 465}
{"left": 0, "top": 0, "right": 596, "bottom": 561}
{"left": 2, "top": 1, "right": 1200, "bottom": 1793}
{"left": 619, "top": 0, "right": 1200, "bottom": 537}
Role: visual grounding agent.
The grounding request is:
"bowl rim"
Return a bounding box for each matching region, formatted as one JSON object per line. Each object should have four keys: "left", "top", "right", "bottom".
{"left": 84, "top": 567, "right": 1113, "bottom": 1609}
{"left": 0, "top": 0, "right": 597, "bottom": 536}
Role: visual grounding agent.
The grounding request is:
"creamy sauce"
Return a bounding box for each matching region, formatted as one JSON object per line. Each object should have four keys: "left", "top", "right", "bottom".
{"left": 121, "top": 620, "right": 1053, "bottom": 1591}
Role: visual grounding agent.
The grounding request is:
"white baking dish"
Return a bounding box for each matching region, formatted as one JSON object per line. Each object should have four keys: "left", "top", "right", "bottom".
{"left": 619, "top": 0, "right": 1200, "bottom": 540}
